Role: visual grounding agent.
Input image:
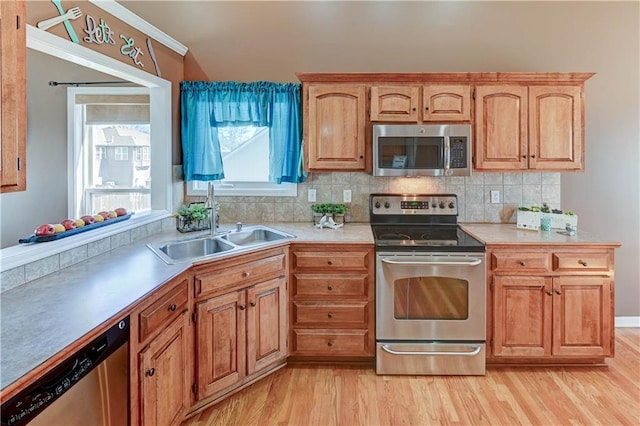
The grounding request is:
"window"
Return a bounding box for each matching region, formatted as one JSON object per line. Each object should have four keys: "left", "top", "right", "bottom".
{"left": 69, "top": 88, "right": 155, "bottom": 217}
{"left": 187, "top": 125, "right": 297, "bottom": 197}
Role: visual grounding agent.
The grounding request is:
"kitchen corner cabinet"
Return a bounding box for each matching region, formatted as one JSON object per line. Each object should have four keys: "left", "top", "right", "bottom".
{"left": 192, "top": 247, "right": 288, "bottom": 402}
{"left": 370, "top": 85, "right": 471, "bottom": 122}
{"left": 475, "top": 85, "right": 584, "bottom": 171}
{"left": 131, "top": 273, "right": 192, "bottom": 426}
{"left": 487, "top": 246, "right": 615, "bottom": 364}
{"left": 289, "top": 243, "right": 375, "bottom": 360}
{"left": 0, "top": 0, "right": 27, "bottom": 193}
{"left": 303, "top": 84, "right": 367, "bottom": 171}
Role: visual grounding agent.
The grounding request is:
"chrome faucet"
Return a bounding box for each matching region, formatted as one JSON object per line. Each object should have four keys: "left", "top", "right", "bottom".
{"left": 205, "top": 182, "right": 217, "bottom": 235}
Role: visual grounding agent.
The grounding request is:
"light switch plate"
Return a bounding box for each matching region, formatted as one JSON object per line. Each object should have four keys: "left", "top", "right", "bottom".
{"left": 308, "top": 189, "right": 316, "bottom": 202}
{"left": 490, "top": 190, "right": 500, "bottom": 204}
{"left": 343, "top": 189, "right": 352, "bottom": 203}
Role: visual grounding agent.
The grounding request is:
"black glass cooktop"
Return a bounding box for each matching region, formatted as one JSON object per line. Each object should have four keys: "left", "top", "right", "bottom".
{"left": 371, "top": 225, "right": 485, "bottom": 252}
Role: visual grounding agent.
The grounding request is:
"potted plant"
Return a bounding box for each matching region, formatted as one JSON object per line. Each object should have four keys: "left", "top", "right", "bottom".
{"left": 175, "top": 203, "right": 210, "bottom": 233}
{"left": 311, "top": 203, "right": 331, "bottom": 225}
{"left": 330, "top": 203, "right": 347, "bottom": 224}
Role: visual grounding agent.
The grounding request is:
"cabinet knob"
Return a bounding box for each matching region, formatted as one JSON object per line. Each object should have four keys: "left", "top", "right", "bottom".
{"left": 425, "top": 106, "right": 429, "bottom": 111}
{"left": 239, "top": 304, "right": 246, "bottom": 310}
{"left": 531, "top": 154, "right": 536, "bottom": 158}
{"left": 168, "top": 304, "right": 177, "bottom": 311}
{"left": 327, "top": 286, "right": 333, "bottom": 291}
{"left": 412, "top": 107, "right": 416, "bottom": 111}
{"left": 250, "top": 301, "right": 256, "bottom": 307}
{"left": 327, "top": 312, "right": 333, "bottom": 319}
{"left": 522, "top": 155, "right": 527, "bottom": 159}
{"left": 546, "top": 290, "right": 553, "bottom": 296}
{"left": 359, "top": 155, "right": 364, "bottom": 159}
{"left": 146, "top": 368, "right": 155, "bottom": 377}
{"left": 554, "top": 289, "right": 562, "bottom": 295}
{"left": 327, "top": 260, "right": 333, "bottom": 265}
{"left": 327, "top": 341, "right": 334, "bottom": 347}
{"left": 243, "top": 271, "right": 251, "bottom": 278}
{"left": 519, "top": 260, "right": 526, "bottom": 266}
{"left": 578, "top": 260, "right": 588, "bottom": 266}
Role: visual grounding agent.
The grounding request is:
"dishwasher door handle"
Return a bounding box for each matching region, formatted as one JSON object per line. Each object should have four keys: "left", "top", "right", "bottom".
{"left": 381, "top": 344, "right": 482, "bottom": 357}
{"left": 381, "top": 257, "right": 482, "bottom": 266}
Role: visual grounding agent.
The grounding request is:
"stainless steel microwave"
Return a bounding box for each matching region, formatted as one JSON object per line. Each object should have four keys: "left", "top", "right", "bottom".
{"left": 372, "top": 124, "right": 472, "bottom": 177}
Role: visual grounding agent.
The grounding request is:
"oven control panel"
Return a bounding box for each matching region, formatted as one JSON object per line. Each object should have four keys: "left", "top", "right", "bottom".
{"left": 371, "top": 194, "right": 458, "bottom": 216}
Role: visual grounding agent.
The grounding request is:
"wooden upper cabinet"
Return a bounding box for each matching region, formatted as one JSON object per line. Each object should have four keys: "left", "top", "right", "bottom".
{"left": 306, "top": 85, "right": 367, "bottom": 171}
{"left": 474, "top": 85, "right": 529, "bottom": 171}
{"left": 0, "top": 0, "right": 27, "bottom": 193}
{"left": 370, "top": 86, "right": 419, "bottom": 121}
{"left": 475, "top": 84, "right": 585, "bottom": 171}
{"left": 423, "top": 85, "right": 471, "bottom": 121}
{"left": 529, "top": 86, "right": 583, "bottom": 170}
{"left": 370, "top": 84, "right": 471, "bottom": 122}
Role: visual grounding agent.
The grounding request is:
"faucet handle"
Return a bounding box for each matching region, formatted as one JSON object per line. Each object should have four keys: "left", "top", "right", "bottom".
{"left": 236, "top": 222, "right": 243, "bottom": 232}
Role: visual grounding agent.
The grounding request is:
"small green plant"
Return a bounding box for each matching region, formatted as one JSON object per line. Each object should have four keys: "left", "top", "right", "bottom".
{"left": 331, "top": 204, "right": 347, "bottom": 215}
{"left": 176, "top": 203, "right": 209, "bottom": 221}
{"left": 312, "top": 203, "right": 347, "bottom": 215}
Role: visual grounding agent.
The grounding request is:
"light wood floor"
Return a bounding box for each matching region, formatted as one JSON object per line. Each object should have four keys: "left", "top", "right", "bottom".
{"left": 183, "top": 328, "right": 640, "bottom": 426}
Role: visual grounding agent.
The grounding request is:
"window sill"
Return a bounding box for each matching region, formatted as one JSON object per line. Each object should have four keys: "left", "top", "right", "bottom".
{"left": 0, "top": 210, "right": 171, "bottom": 273}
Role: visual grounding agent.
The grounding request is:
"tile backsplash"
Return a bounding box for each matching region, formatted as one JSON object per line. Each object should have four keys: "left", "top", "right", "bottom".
{"left": 215, "top": 172, "right": 561, "bottom": 224}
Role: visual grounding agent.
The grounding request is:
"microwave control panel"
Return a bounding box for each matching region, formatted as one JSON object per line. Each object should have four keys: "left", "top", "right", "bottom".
{"left": 450, "top": 137, "right": 468, "bottom": 169}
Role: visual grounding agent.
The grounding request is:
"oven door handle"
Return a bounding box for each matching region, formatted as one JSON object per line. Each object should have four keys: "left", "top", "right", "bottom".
{"left": 381, "top": 257, "right": 482, "bottom": 266}
{"left": 381, "top": 344, "right": 482, "bottom": 357}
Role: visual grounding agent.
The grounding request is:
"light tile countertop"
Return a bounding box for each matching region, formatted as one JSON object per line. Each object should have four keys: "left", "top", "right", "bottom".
{"left": 460, "top": 223, "right": 622, "bottom": 246}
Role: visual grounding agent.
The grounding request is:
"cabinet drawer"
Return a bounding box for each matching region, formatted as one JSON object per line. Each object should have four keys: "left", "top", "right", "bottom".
{"left": 293, "top": 301, "right": 368, "bottom": 326}
{"left": 195, "top": 252, "right": 286, "bottom": 297}
{"left": 293, "top": 250, "right": 369, "bottom": 270}
{"left": 139, "top": 282, "right": 188, "bottom": 343}
{"left": 293, "top": 273, "right": 368, "bottom": 297}
{"left": 292, "top": 329, "right": 370, "bottom": 356}
{"left": 491, "top": 252, "right": 550, "bottom": 272}
{"left": 553, "top": 252, "right": 610, "bottom": 271}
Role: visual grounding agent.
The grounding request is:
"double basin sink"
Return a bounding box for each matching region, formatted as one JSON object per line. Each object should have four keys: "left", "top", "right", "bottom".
{"left": 147, "top": 225, "right": 295, "bottom": 264}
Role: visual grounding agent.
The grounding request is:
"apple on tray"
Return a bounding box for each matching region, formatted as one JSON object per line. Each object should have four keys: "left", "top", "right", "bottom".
{"left": 97, "top": 211, "right": 110, "bottom": 221}
{"left": 115, "top": 207, "right": 127, "bottom": 217}
{"left": 61, "top": 219, "right": 77, "bottom": 231}
{"left": 34, "top": 224, "right": 56, "bottom": 237}
{"left": 52, "top": 224, "right": 66, "bottom": 233}
{"left": 80, "top": 215, "right": 95, "bottom": 225}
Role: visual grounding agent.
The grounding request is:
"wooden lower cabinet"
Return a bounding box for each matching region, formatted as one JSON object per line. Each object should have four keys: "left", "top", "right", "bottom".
{"left": 289, "top": 243, "right": 375, "bottom": 360}
{"left": 131, "top": 273, "right": 193, "bottom": 426}
{"left": 193, "top": 247, "right": 288, "bottom": 403}
{"left": 488, "top": 246, "right": 616, "bottom": 364}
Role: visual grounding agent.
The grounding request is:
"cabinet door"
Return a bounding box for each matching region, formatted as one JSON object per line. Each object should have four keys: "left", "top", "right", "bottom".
{"left": 492, "top": 276, "right": 552, "bottom": 357}
{"left": 529, "top": 86, "right": 583, "bottom": 170}
{"left": 139, "top": 312, "right": 191, "bottom": 426}
{"left": 306, "top": 85, "right": 366, "bottom": 170}
{"left": 195, "top": 290, "right": 246, "bottom": 400}
{"left": 0, "top": 0, "right": 26, "bottom": 193}
{"left": 370, "top": 86, "right": 419, "bottom": 121}
{"left": 552, "top": 276, "right": 612, "bottom": 356}
{"left": 474, "top": 85, "right": 528, "bottom": 170}
{"left": 423, "top": 85, "right": 471, "bottom": 121}
{"left": 246, "top": 277, "right": 287, "bottom": 374}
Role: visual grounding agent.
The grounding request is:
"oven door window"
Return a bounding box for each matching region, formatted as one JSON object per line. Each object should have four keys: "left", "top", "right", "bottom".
{"left": 378, "top": 137, "right": 444, "bottom": 169}
{"left": 393, "top": 276, "right": 469, "bottom": 320}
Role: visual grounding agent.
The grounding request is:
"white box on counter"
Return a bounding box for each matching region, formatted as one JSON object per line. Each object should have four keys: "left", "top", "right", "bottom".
{"left": 516, "top": 211, "right": 578, "bottom": 231}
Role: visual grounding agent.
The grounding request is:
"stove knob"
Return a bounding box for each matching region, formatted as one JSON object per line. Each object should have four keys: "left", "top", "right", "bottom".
{"left": 439, "top": 202, "right": 445, "bottom": 209}
{"left": 431, "top": 203, "right": 437, "bottom": 208}
{"left": 449, "top": 202, "right": 455, "bottom": 209}
{"left": 384, "top": 201, "right": 391, "bottom": 209}
{"left": 375, "top": 201, "right": 381, "bottom": 208}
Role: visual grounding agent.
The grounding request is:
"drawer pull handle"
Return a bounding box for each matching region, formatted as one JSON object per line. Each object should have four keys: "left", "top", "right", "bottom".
{"left": 239, "top": 304, "right": 247, "bottom": 310}
{"left": 519, "top": 260, "right": 526, "bottom": 266}
{"left": 327, "top": 341, "right": 334, "bottom": 347}
{"left": 168, "top": 304, "right": 177, "bottom": 311}
{"left": 555, "top": 289, "right": 562, "bottom": 295}
{"left": 327, "top": 286, "right": 333, "bottom": 291}
{"left": 250, "top": 301, "right": 256, "bottom": 307}
{"left": 578, "top": 260, "right": 588, "bottom": 266}
{"left": 243, "top": 271, "right": 251, "bottom": 278}
{"left": 327, "top": 312, "right": 333, "bottom": 319}
{"left": 146, "top": 368, "right": 155, "bottom": 377}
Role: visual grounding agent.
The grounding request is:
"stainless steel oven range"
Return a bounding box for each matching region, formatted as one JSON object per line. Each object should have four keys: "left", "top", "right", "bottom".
{"left": 371, "top": 194, "right": 487, "bottom": 375}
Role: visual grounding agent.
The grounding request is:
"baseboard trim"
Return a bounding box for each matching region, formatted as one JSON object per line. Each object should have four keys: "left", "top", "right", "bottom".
{"left": 615, "top": 316, "right": 640, "bottom": 327}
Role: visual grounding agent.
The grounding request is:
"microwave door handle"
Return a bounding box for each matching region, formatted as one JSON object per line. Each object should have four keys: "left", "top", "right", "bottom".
{"left": 444, "top": 136, "right": 451, "bottom": 175}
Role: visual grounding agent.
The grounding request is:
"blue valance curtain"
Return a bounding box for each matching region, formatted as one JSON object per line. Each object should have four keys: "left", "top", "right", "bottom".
{"left": 180, "top": 81, "right": 306, "bottom": 183}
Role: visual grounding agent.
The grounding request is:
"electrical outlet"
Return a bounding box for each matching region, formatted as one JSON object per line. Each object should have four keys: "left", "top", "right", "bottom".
{"left": 343, "top": 189, "right": 352, "bottom": 203}
{"left": 308, "top": 189, "right": 316, "bottom": 202}
{"left": 490, "top": 190, "right": 500, "bottom": 204}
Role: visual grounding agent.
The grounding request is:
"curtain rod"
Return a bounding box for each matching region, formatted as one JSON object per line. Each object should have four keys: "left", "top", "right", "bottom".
{"left": 48, "top": 80, "right": 132, "bottom": 87}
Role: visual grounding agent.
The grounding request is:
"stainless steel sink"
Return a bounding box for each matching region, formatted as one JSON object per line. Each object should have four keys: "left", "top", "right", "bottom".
{"left": 147, "top": 225, "right": 294, "bottom": 264}
{"left": 148, "top": 237, "right": 235, "bottom": 263}
{"left": 220, "top": 227, "right": 291, "bottom": 246}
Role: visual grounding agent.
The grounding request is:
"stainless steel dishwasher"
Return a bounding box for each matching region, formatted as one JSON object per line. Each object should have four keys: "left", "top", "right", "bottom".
{"left": 1, "top": 317, "right": 129, "bottom": 426}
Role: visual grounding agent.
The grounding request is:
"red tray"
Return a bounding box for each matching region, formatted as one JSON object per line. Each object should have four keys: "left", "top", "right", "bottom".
{"left": 19, "top": 213, "right": 134, "bottom": 244}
